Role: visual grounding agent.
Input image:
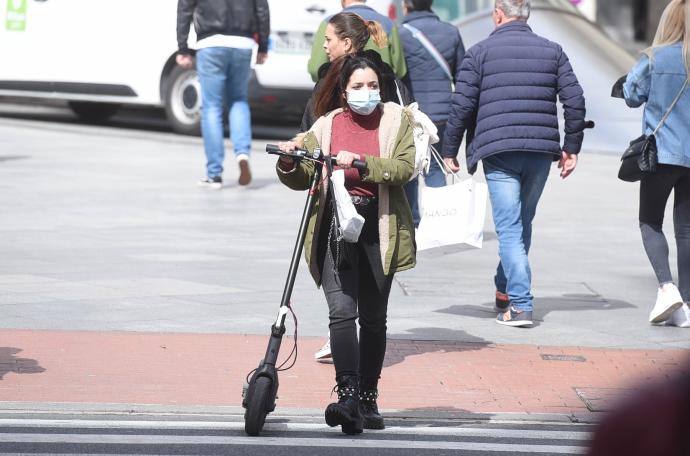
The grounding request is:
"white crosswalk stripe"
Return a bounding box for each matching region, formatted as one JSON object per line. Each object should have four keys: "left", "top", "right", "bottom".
{"left": 0, "top": 416, "right": 592, "bottom": 455}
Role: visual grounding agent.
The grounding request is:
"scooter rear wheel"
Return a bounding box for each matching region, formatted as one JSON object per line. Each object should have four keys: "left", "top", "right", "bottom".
{"left": 244, "top": 376, "right": 272, "bottom": 436}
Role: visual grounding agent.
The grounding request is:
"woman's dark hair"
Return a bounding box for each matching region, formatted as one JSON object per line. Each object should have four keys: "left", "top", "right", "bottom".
{"left": 404, "top": 0, "right": 433, "bottom": 12}
{"left": 328, "top": 12, "right": 388, "bottom": 51}
{"left": 313, "top": 54, "right": 385, "bottom": 117}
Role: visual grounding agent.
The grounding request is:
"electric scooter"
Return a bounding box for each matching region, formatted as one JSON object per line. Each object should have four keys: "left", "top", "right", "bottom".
{"left": 242, "top": 144, "right": 367, "bottom": 437}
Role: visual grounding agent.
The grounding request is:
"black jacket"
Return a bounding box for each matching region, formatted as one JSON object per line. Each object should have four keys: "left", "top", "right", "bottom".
{"left": 177, "top": 0, "right": 270, "bottom": 54}
{"left": 300, "top": 51, "right": 414, "bottom": 132}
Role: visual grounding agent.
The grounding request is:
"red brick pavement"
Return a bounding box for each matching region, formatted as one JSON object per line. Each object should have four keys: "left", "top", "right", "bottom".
{"left": 0, "top": 330, "right": 688, "bottom": 417}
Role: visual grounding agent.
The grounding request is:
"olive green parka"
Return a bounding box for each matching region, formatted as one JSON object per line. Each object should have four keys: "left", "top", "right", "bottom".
{"left": 276, "top": 102, "right": 417, "bottom": 286}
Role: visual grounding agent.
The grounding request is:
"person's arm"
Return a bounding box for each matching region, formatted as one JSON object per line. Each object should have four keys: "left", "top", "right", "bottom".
{"left": 308, "top": 21, "right": 328, "bottom": 83}
{"left": 275, "top": 133, "right": 319, "bottom": 190}
{"left": 388, "top": 24, "right": 408, "bottom": 80}
{"left": 442, "top": 47, "right": 480, "bottom": 159}
{"left": 623, "top": 55, "right": 651, "bottom": 108}
{"left": 556, "top": 46, "right": 586, "bottom": 155}
{"left": 254, "top": 0, "right": 270, "bottom": 62}
{"left": 361, "top": 115, "right": 415, "bottom": 186}
{"left": 453, "top": 30, "right": 466, "bottom": 83}
{"left": 176, "top": 0, "right": 197, "bottom": 55}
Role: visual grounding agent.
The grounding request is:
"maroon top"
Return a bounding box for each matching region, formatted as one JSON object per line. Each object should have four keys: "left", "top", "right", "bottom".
{"left": 330, "top": 108, "right": 381, "bottom": 197}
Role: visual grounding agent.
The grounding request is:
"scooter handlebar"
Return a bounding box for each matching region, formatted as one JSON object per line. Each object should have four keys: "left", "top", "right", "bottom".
{"left": 266, "top": 144, "right": 367, "bottom": 171}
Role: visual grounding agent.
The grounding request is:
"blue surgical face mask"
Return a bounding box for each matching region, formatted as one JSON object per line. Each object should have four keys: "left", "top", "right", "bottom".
{"left": 346, "top": 89, "right": 381, "bottom": 116}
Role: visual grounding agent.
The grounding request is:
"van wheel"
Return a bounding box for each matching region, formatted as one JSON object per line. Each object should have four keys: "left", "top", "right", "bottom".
{"left": 164, "top": 65, "right": 201, "bottom": 136}
{"left": 68, "top": 102, "right": 121, "bottom": 122}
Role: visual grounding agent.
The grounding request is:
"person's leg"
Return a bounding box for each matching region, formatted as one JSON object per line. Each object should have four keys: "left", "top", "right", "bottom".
{"left": 403, "top": 177, "right": 420, "bottom": 228}
{"left": 357, "top": 243, "right": 392, "bottom": 388}
{"left": 225, "top": 48, "right": 253, "bottom": 185}
{"left": 639, "top": 168, "right": 677, "bottom": 285}
{"left": 355, "top": 208, "right": 393, "bottom": 430}
{"left": 492, "top": 154, "right": 551, "bottom": 312}
{"left": 640, "top": 165, "right": 684, "bottom": 323}
{"left": 518, "top": 153, "right": 552, "bottom": 264}
{"left": 320, "top": 240, "right": 363, "bottom": 434}
{"left": 484, "top": 153, "right": 534, "bottom": 314}
{"left": 196, "top": 48, "right": 228, "bottom": 180}
{"left": 424, "top": 123, "right": 448, "bottom": 188}
{"left": 320, "top": 247, "right": 359, "bottom": 378}
{"left": 673, "top": 172, "right": 690, "bottom": 302}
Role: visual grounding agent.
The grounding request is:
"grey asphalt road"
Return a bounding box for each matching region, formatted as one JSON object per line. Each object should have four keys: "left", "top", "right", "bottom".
{"left": 0, "top": 102, "right": 688, "bottom": 350}
{"left": 0, "top": 409, "right": 593, "bottom": 455}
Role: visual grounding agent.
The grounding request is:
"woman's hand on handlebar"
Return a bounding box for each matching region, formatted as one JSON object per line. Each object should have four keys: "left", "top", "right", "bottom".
{"left": 336, "top": 150, "right": 362, "bottom": 169}
{"left": 277, "top": 141, "right": 299, "bottom": 164}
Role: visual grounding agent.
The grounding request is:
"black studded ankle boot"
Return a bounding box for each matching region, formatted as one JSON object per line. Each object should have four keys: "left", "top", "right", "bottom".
{"left": 359, "top": 383, "right": 385, "bottom": 430}
{"left": 324, "top": 375, "right": 363, "bottom": 435}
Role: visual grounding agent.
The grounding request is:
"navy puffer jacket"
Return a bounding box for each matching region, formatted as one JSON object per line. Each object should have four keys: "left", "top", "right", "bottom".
{"left": 399, "top": 11, "right": 465, "bottom": 124}
{"left": 442, "top": 21, "right": 586, "bottom": 173}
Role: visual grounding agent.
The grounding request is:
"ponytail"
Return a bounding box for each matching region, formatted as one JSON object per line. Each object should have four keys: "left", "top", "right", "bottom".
{"left": 329, "top": 12, "right": 388, "bottom": 53}
{"left": 367, "top": 21, "right": 388, "bottom": 49}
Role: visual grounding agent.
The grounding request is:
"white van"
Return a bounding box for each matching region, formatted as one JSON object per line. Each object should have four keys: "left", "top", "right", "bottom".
{"left": 0, "top": 0, "right": 394, "bottom": 134}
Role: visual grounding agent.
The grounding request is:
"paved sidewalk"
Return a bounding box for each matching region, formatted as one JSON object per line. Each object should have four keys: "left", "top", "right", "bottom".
{"left": 2, "top": 329, "right": 688, "bottom": 421}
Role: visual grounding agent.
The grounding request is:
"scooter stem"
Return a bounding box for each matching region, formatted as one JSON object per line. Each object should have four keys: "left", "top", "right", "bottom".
{"left": 263, "top": 164, "right": 323, "bottom": 366}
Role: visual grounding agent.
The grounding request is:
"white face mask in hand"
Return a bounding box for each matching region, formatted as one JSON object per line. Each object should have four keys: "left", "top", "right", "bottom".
{"left": 346, "top": 89, "right": 381, "bottom": 116}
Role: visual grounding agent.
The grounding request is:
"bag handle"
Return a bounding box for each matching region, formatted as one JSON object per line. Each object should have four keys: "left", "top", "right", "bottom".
{"left": 430, "top": 145, "right": 462, "bottom": 182}
{"left": 652, "top": 78, "right": 688, "bottom": 135}
{"left": 403, "top": 23, "right": 455, "bottom": 92}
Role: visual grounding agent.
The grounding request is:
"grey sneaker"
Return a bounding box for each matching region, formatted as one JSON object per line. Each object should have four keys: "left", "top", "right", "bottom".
{"left": 198, "top": 176, "right": 222, "bottom": 189}
{"left": 496, "top": 306, "right": 533, "bottom": 327}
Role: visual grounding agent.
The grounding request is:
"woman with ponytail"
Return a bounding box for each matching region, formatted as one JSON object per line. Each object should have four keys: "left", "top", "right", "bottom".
{"left": 300, "top": 12, "right": 413, "bottom": 132}
{"left": 623, "top": 0, "right": 690, "bottom": 327}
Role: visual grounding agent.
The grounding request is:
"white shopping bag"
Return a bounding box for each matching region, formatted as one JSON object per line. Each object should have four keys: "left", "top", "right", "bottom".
{"left": 330, "top": 169, "right": 364, "bottom": 242}
{"left": 416, "top": 177, "right": 488, "bottom": 253}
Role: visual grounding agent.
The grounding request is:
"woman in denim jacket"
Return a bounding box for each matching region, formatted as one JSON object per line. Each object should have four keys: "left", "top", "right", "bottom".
{"left": 624, "top": 0, "right": 690, "bottom": 327}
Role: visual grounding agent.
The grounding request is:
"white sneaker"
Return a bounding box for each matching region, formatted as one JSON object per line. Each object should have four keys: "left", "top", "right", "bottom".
{"left": 649, "top": 283, "right": 684, "bottom": 324}
{"left": 314, "top": 337, "right": 332, "bottom": 363}
{"left": 665, "top": 303, "right": 690, "bottom": 328}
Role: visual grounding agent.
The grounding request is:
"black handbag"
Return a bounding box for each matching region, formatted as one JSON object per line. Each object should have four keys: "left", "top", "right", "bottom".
{"left": 619, "top": 78, "right": 688, "bottom": 182}
{"left": 618, "top": 134, "right": 657, "bottom": 182}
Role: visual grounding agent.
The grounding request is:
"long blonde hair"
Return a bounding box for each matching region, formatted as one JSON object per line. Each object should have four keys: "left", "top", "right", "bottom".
{"left": 645, "top": 0, "right": 690, "bottom": 75}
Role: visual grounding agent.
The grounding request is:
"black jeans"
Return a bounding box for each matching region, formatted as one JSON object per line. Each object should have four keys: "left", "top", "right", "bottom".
{"left": 639, "top": 164, "right": 690, "bottom": 301}
{"left": 320, "top": 202, "right": 393, "bottom": 388}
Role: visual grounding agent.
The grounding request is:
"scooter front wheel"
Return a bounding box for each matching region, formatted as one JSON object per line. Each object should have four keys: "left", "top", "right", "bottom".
{"left": 244, "top": 376, "right": 272, "bottom": 436}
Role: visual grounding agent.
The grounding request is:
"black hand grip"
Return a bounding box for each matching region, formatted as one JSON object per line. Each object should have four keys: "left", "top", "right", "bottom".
{"left": 266, "top": 144, "right": 283, "bottom": 154}
{"left": 584, "top": 120, "right": 595, "bottom": 129}
{"left": 329, "top": 156, "right": 367, "bottom": 171}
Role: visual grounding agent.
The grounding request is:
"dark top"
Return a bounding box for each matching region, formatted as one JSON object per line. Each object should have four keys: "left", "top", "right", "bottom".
{"left": 399, "top": 10, "right": 465, "bottom": 124}
{"left": 177, "top": 0, "right": 270, "bottom": 54}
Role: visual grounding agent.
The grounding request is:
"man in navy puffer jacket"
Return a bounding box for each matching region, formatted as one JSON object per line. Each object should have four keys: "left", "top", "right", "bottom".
{"left": 442, "top": 0, "right": 586, "bottom": 327}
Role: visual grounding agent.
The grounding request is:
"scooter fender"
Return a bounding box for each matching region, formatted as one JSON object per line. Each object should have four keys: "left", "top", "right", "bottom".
{"left": 242, "top": 361, "right": 279, "bottom": 413}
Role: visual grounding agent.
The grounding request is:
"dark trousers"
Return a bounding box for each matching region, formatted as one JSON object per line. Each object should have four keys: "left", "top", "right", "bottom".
{"left": 639, "top": 164, "right": 690, "bottom": 301}
{"left": 320, "top": 203, "right": 393, "bottom": 388}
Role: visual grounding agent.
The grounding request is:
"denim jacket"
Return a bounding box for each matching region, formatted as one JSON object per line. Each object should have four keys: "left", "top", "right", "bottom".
{"left": 624, "top": 43, "right": 690, "bottom": 168}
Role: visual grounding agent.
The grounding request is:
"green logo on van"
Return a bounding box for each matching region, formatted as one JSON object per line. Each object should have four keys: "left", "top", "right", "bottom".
{"left": 6, "top": 0, "right": 27, "bottom": 31}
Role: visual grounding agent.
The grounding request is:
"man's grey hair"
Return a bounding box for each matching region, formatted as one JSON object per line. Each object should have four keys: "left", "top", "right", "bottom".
{"left": 495, "top": 0, "right": 530, "bottom": 19}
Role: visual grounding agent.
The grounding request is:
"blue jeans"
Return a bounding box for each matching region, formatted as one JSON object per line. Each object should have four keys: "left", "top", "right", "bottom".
{"left": 404, "top": 178, "right": 420, "bottom": 228}
{"left": 483, "top": 152, "right": 553, "bottom": 312}
{"left": 424, "top": 122, "right": 447, "bottom": 188}
{"left": 196, "top": 47, "right": 252, "bottom": 178}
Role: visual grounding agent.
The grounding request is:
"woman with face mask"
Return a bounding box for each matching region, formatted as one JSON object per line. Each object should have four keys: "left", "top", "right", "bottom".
{"left": 277, "top": 54, "right": 416, "bottom": 435}
{"left": 302, "top": 11, "right": 415, "bottom": 366}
